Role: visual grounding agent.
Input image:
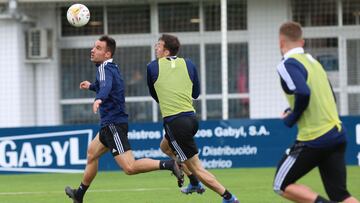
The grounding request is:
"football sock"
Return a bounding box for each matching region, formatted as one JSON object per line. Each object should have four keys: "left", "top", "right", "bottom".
{"left": 188, "top": 174, "right": 199, "bottom": 186}
{"left": 76, "top": 182, "right": 89, "bottom": 200}
{"left": 159, "top": 160, "right": 174, "bottom": 170}
{"left": 222, "top": 189, "right": 232, "bottom": 200}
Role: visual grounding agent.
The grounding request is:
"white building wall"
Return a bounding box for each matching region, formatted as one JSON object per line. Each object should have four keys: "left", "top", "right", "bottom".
{"left": 19, "top": 24, "right": 36, "bottom": 126}
{"left": 0, "top": 18, "right": 35, "bottom": 127}
{"left": 0, "top": 4, "right": 60, "bottom": 127}
{"left": 29, "top": 5, "right": 61, "bottom": 125}
{"left": 248, "top": 0, "right": 290, "bottom": 118}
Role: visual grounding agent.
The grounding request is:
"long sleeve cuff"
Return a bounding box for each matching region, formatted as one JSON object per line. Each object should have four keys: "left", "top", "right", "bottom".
{"left": 283, "top": 112, "right": 300, "bottom": 128}
{"left": 89, "top": 83, "right": 96, "bottom": 91}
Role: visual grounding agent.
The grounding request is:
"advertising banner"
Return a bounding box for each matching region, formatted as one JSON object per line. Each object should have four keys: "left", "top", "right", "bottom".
{"left": 0, "top": 117, "right": 359, "bottom": 174}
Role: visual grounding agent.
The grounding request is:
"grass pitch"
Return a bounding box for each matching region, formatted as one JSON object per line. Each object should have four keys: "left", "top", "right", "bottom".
{"left": 0, "top": 166, "right": 359, "bottom": 203}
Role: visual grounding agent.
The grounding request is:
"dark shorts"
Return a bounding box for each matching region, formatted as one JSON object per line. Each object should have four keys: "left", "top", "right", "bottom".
{"left": 273, "top": 141, "right": 350, "bottom": 202}
{"left": 99, "top": 123, "right": 131, "bottom": 157}
{"left": 164, "top": 116, "right": 199, "bottom": 162}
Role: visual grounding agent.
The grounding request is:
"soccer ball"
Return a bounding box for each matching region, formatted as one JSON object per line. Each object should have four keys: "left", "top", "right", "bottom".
{"left": 66, "top": 4, "right": 90, "bottom": 27}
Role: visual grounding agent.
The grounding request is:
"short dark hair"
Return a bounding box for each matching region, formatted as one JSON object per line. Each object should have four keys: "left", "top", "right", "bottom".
{"left": 279, "top": 21, "right": 303, "bottom": 42}
{"left": 98, "top": 35, "right": 116, "bottom": 57}
{"left": 159, "top": 34, "right": 180, "bottom": 56}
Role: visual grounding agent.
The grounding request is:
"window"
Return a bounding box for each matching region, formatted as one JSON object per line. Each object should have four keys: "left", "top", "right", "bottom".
{"left": 205, "top": 43, "right": 249, "bottom": 94}
{"left": 205, "top": 43, "right": 249, "bottom": 119}
{"left": 178, "top": 45, "right": 201, "bottom": 119}
{"left": 207, "top": 100, "right": 222, "bottom": 120}
{"left": 0, "top": 4, "right": 5, "bottom": 13}
{"left": 203, "top": 1, "right": 220, "bottom": 31}
{"left": 63, "top": 104, "right": 98, "bottom": 124}
{"left": 178, "top": 45, "right": 200, "bottom": 69}
{"left": 205, "top": 44, "right": 221, "bottom": 94}
{"left": 113, "top": 46, "right": 151, "bottom": 97}
{"left": 228, "top": 43, "right": 249, "bottom": 119}
{"left": 178, "top": 44, "right": 201, "bottom": 82}
{"left": 127, "top": 102, "right": 153, "bottom": 122}
{"left": 61, "top": 49, "right": 98, "bottom": 124}
{"left": 291, "top": 0, "right": 337, "bottom": 26}
{"left": 305, "top": 38, "right": 339, "bottom": 87}
{"left": 107, "top": 5, "right": 150, "bottom": 34}
{"left": 61, "top": 46, "right": 152, "bottom": 123}
{"left": 228, "top": 43, "right": 249, "bottom": 118}
{"left": 229, "top": 99, "right": 249, "bottom": 119}
{"left": 343, "top": 0, "right": 360, "bottom": 25}
{"left": 348, "top": 94, "right": 360, "bottom": 115}
{"left": 227, "top": 0, "right": 247, "bottom": 30}
{"left": 61, "top": 6, "right": 104, "bottom": 36}
{"left": 61, "top": 49, "right": 95, "bottom": 99}
{"left": 228, "top": 43, "right": 248, "bottom": 94}
{"left": 203, "top": 0, "right": 247, "bottom": 31}
{"left": 158, "top": 2, "right": 199, "bottom": 32}
{"left": 347, "top": 39, "right": 360, "bottom": 85}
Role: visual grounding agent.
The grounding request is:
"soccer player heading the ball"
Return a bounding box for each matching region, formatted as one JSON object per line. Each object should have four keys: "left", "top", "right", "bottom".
{"left": 65, "top": 35, "right": 184, "bottom": 203}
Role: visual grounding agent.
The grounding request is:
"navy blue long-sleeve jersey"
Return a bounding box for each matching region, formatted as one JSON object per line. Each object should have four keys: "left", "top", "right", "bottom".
{"left": 277, "top": 54, "right": 311, "bottom": 127}
{"left": 89, "top": 59, "right": 128, "bottom": 127}
{"left": 147, "top": 56, "right": 200, "bottom": 122}
{"left": 277, "top": 47, "right": 345, "bottom": 147}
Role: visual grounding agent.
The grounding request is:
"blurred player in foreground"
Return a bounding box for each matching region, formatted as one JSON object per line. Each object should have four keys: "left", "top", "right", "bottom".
{"left": 273, "top": 21, "right": 359, "bottom": 203}
{"left": 147, "top": 34, "right": 239, "bottom": 203}
{"left": 65, "top": 35, "right": 183, "bottom": 203}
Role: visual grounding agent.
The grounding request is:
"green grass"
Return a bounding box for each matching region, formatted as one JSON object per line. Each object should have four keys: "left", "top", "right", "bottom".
{"left": 0, "top": 166, "right": 359, "bottom": 203}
